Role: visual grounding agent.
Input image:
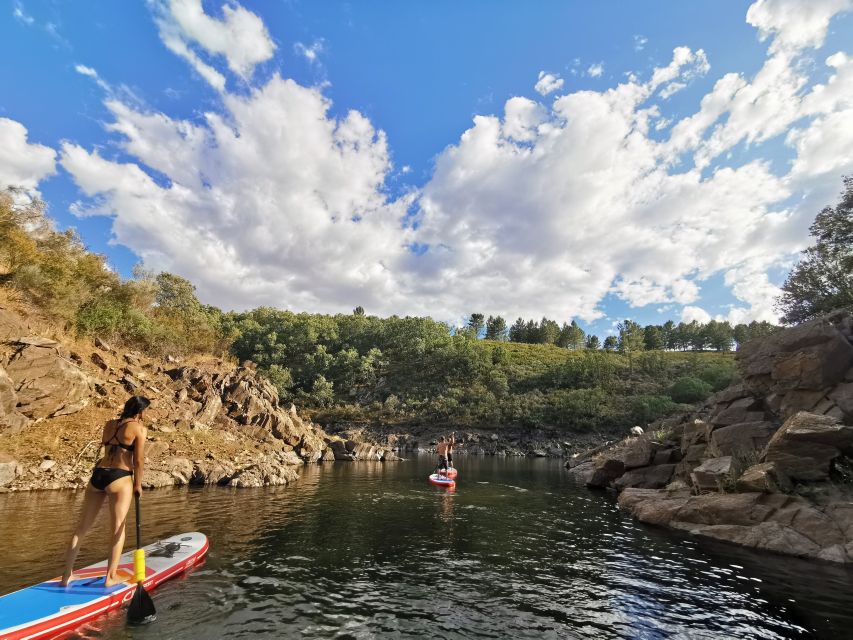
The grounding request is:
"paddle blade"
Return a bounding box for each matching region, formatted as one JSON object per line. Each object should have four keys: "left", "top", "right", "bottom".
{"left": 127, "top": 582, "right": 156, "bottom": 625}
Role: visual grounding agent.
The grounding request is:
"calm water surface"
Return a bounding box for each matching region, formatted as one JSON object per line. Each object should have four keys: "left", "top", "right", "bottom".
{"left": 1, "top": 456, "right": 852, "bottom": 639}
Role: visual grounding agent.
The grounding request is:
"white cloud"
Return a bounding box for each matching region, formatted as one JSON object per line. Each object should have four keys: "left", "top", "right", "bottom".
{"left": 747, "top": 0, "right": 853, "bottom": 53}
{"left": 41, "top": 0, "right": 853, "bottom": 325}
{"left": 681, "top": 305, "right": 712, "bottom": 324}
{"left": 587, "top": 63, "right": 604, "bottom": 78}
{"left": 295, "top": 40, "right": 324, "bottom": 63}
{"left": 535, "top": 71, "right": 564, "bottom": 96}
{"left": 61, "top": 77, "right": 418, "bottom": 313}
{"left": 634, "top": 35, "right": 648, "bottom": 52}
{"left": 0, "top": 118, "right": 56, "bottom": 192}
{"left": 659, "top": 81, "right": 687, "bottom": 99}
{"left": 152, "top": 0, "right": 275, "bottom": 90}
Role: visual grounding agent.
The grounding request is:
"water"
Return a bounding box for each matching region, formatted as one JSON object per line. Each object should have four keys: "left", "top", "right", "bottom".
{"left": 2, "top": 456, "right": 852, "bottom": 639}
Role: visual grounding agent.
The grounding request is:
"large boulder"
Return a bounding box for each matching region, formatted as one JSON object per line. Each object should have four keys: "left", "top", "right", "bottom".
{"left": 620, "top": 489, "right": 851, "bottom": 561}
{"left": 5, "top": 343, "right": 92, "bottom": 419}
{"left": 737, "top": 314, "right": 853, "bottom": 395}
{"left": 710, "top": 397, "right": 767, "bottom": 427}
{"left": 709, "top": 421, "right": 776, "bottom": 457}
{"left": 691, "top": 457, "right": 732, "bottom": 492}
{"left": 736, "top": 462, "right": 791, "bottom": 493}
{"left": 762, "top": 412, "right": 853, "bottom": 481}
{"left": 614, "top": 464, "right": 676, "bottom": 490}
{"left": 586, "top": 457, "right": 625, "bottom": 488}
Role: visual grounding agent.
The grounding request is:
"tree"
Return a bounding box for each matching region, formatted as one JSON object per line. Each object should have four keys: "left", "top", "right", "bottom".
{"left": 602, "top": 335, "right": 618, "bottom": 351}
{"left": 509, "top": 317, "right": 526, "bottom": 342}
{"left": 155, "top": 272, "right": 201, "bottom": 313}
{"left": 705, "top": 320, "right": 734, "bottom": 352}
{"left": 353, "top": 306, "right": 365, "bottom": 316}
{"left": 617, "top": 319, "right": 645, "bottom": 372}
{"left": 585, "top": 334, "right": 600, "bottom": 350}
{"left": 643, "top": 325, "right": 665, "bottom": 350}
{"left": 777, "top": 176, "right": 853, "bottom": 324}
{"left": 539, "top": 317, "right": 560, "bottom": 344}
{"left": 466, "top": 313, "right": 485, "bottom": 338}
{"left": 559, "top": 320, "right": 585, "bottom": 349}
{"left": 662, "top": 320, "right": 676, "bottom": 350}
{"left": 485, "top": 315, "right": 508, "bottom": 341}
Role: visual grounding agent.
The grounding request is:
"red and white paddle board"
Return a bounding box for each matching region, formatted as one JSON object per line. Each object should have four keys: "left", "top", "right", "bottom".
{"left": 0, "top": 532, "right": 208, "bottom": 640}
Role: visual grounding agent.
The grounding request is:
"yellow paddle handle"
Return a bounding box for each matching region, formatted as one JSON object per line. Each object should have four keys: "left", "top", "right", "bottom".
{"left": 134, "top": 548, "right": 146, "bottom": 583}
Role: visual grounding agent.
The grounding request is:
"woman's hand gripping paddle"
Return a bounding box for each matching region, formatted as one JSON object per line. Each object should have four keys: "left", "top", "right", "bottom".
{"left": 128, "top": 492, "right": 156, "bottom": 624}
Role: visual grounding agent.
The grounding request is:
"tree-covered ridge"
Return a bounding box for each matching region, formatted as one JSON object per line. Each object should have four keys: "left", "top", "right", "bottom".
{"left": 224, "top": 307, "right": 738, "bottom": 431}
{"left": 462, "top": 313, "right": 779, "bottom": 353}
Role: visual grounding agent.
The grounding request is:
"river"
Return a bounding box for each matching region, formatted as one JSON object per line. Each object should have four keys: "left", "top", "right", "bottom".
{"left": 1, "top": 455, "right": 852, "bottom": 639}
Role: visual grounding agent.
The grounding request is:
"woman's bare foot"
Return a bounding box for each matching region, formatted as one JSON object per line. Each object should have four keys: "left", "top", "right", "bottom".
{"left": 103, "top": 574, "right": 123, "bottom": 588}
{"left": 60, "top": 573, "right": 77, "bottom": 587}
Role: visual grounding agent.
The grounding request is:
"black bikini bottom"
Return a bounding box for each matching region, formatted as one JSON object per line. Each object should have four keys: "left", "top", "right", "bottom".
{"left": 90, "top": 467, "right": 133, "bottom": 491}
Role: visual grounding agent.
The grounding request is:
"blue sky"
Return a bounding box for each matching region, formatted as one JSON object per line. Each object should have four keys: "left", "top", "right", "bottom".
{"left": 2, "top": 0, "right": 853, "bottom": 338}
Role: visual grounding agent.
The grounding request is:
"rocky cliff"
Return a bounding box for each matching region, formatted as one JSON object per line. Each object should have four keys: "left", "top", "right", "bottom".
{"left": 568, "top": 309, "right": 853, "bottom": 563}
{"left": 0, "top": 305, "right": 398, "bottom": 492}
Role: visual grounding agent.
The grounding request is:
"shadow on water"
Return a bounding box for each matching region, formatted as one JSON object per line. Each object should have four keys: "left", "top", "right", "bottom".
{"left": 1, "top": 454, "right": 852, "bottom": 639}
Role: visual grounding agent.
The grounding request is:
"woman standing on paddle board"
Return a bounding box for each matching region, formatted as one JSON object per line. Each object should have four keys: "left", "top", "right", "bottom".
{"left": 60, "top": 395, "right": 150, "bottom": 588}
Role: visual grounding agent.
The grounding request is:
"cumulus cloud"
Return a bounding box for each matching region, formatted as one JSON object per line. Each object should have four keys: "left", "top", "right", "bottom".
{"left": 747, "top": 0, "right": 853, "bottom": 53}
{"left": 0, "top": 118, "right": 56, "bottom": 192}
{"left": 681, "top": 305, "right": 712, "bottom": 324}
{"left": 49, "top": 0, "right": 853, "bottom": 324}
{"left": 587, "top": 63, "right": 604, "bottom": 77}
{"left": 152, "top": 0, "right": 275, "bottom": 90}
{"left": 535, "top": 71, "right": 564, "bottom": 96}
{"left": 61, "top": 78, "right": 418, "bottom": 313}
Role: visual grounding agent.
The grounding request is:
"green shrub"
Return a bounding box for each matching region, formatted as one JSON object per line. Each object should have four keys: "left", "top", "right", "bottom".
{"left": 669, "top": 376, "right": 713, "bottom": 403}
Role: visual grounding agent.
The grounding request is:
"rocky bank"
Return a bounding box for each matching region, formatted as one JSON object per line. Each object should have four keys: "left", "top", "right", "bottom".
{"left": 0, "top": 305, "right": 399, "bottom": 492}
{"left": 569, "top": 309, "right": 853, "bottom": 563}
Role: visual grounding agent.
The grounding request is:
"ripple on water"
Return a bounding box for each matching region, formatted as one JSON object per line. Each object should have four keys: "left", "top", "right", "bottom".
{"left": 1, "top": 457, "right": 852, "bottom": 638}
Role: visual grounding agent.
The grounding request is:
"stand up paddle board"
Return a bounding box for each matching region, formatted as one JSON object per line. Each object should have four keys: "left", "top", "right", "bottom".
{"left": 429, "top": 473, "right": 456, "bottom": 489}
{"left": 0, "top": 532, "right": 208, "bottom": 640}
{"left": 444, "top": 468, "right": 458, "bottom": 479}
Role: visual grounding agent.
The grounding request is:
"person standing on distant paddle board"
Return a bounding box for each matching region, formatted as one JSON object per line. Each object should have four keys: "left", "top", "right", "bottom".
{"left": 436, "top": 436, "right": 450, "bottom": 475}
{"left": 61, "top": 395, "right": 150, "bottom": 588}
{"left": 447, "top": 433, "right": 455, "bottom": 469}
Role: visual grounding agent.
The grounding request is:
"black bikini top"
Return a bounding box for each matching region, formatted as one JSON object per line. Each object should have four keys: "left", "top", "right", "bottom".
{"left": 103, "top": 419, "right": 136, "bottom": 453}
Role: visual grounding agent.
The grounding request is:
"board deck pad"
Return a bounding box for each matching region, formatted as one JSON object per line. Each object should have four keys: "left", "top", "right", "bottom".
{"left": 0, "top": 532, "right": 208, "bottom": 640}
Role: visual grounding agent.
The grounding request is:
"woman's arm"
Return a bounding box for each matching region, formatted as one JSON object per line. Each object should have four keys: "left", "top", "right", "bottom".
{"left": 133, "top": 425, "right": 147, "bottom": 494}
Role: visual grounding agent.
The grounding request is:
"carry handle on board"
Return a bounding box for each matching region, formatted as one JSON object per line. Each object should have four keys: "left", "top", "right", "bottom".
{"left": 127, "top": 492, "right": 156, "bottom": 624}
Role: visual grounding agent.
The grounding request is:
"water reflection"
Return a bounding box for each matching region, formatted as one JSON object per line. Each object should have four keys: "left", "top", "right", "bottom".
{"left": 1, "top": 456, "right": 852, "bottom": 639}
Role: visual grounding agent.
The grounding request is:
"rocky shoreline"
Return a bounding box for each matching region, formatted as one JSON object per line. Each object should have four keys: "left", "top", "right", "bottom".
{"left": 569, "top": 310, "right": 853, "bottom": 564}
{"left": 0, "top": 305, "right": 402, "bottom": 492}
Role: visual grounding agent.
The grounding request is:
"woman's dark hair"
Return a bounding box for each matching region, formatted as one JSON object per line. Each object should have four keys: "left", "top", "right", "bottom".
{"left": 120, "top": 395, "right": 151, "bottom": 420}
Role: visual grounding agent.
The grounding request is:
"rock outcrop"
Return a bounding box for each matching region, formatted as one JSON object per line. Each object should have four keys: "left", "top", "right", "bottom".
{"left": 570, "top": 310, "right": 853, "bottom": 564}
{"left": 0, "top": 322, "right": 396, "bottom": 491}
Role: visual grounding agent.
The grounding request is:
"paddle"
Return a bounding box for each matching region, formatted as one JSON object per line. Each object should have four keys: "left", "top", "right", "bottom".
{"left": 127, "top": 492, "right": 156, "bottom": 625}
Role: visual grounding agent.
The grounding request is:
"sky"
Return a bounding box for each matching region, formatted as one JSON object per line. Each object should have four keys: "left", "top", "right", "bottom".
{"left": 1, "top": 0, "right": 852, "bottom": 338}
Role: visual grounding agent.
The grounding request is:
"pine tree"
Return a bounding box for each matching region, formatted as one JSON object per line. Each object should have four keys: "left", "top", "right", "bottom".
{"left": 485, "top": 315, "right": 508, "bottom": 341}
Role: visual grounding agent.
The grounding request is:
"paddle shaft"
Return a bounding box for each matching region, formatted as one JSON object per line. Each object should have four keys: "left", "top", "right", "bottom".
{"left": 135, "top": 492, "right": 141, "bottom": 550}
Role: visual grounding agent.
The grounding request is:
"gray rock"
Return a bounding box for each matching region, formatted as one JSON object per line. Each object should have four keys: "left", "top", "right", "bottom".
{"left": 762, "top": 411, "right": 853, "bottom": 481}
{"left": 691, "top": 456, "right": 732, "bottom": 492}
{"left": 586, "top": 457, "right": 625, "bottom": 488}
{"left": 615, "top": 464, "right": 676, "bottom": 490}
{"left": 5, "top": 344, "right": 92, "bottom": 420}
{"left": 0, "top": 453, "right": 19, "bottom": 487}
{"left": 709, "top": 421, "right": 776, "bottom": 457}
{"left": 736, "top": 462, "right": 791, "bottom": 493}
